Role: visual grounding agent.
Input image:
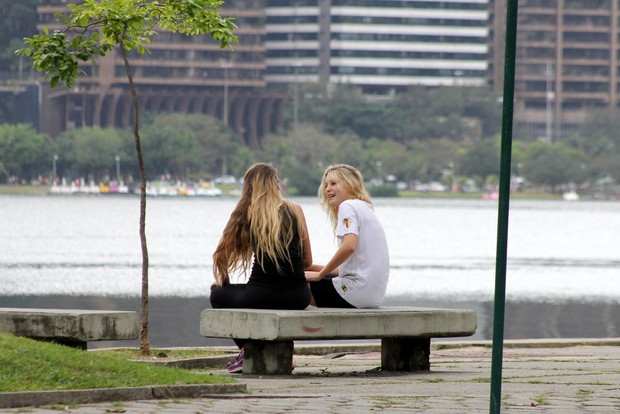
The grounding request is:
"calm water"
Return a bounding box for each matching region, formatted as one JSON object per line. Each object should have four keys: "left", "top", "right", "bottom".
{"left": 1, "top": 195, "right": 619, "bottom": 345}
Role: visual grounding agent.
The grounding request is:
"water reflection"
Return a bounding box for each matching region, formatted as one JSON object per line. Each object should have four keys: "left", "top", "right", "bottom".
{"left": 1, "top": 196, "right": 619, "bottom": 344}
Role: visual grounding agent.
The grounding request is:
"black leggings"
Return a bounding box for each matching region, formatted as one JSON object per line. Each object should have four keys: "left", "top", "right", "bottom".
{"left": 309, "top": 277, "right": 356, "bottom": 308}
{"left": 209, "top": 282, "right": 311, "bottom": 348}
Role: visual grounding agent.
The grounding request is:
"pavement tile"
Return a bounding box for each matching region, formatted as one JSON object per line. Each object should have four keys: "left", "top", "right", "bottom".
{"left": 2, "top": 341, "right": 620, "bottom": 413}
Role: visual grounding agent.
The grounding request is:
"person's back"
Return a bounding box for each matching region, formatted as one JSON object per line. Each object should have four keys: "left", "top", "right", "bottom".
{"left": 248, "top": 203, "right": 307, "bottom": 286}
{"left": 209, "top": 163, "right": 314, "bottom": 372}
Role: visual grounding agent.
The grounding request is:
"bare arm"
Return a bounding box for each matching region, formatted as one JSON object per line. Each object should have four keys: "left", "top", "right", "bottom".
{"left": 305, "top": 233, "right": 357, "bottom": 282}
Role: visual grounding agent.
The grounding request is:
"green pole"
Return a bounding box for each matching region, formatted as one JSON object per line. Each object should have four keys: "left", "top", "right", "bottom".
{"left": 490, "top": 0, "right": 519, "bottom": 413}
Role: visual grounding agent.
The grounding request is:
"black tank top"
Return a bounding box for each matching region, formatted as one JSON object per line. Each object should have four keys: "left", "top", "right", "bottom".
{"left": 248, "top": 206, "right": 306, "bottom": 286}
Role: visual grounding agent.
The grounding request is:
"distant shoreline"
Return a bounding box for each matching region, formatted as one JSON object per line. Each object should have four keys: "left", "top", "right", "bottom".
{"left": 0, "top": 184, "right": 566, "bottom": 200}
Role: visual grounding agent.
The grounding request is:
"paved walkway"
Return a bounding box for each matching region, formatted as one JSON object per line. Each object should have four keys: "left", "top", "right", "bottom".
{"left": 4, "top": 340, "right": 620, "bottom": 413}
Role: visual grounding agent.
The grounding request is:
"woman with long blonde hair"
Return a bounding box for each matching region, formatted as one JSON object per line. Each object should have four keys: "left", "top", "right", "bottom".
{"left": 210, "top": 163, "right": 313, "bottom": 373}
{"left": 305, "top": 164, "right": 389, "bottom": 308}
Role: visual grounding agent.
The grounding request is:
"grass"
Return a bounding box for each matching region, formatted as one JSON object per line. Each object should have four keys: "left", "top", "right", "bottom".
{"left": 0, "top": 334, "right": 235, "bottom": 393}
{"left": 532, "top": 394, "right": 549, "bottom": 406}
{"left": 0, "top": 184, "right": 50, "bottom": 196}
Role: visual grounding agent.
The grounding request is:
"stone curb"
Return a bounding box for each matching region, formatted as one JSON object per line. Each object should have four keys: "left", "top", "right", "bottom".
{"left": 0, "top": 383, "right": 246, "bottom": 409}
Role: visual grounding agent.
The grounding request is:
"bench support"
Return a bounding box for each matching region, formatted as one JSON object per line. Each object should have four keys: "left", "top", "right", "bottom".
{"left": 244, "top": 340, "right": 294, "bottom": 375}
{"left": 242, "top": 337, "right": 431, "bottom": 375}
{"left": 381, "top": 337, "right": 430, "bottom": 371}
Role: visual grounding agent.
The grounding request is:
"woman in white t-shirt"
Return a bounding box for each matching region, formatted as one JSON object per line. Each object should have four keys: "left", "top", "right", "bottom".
{"left": 305, "top": 164, "right": 389, "bottom": 308}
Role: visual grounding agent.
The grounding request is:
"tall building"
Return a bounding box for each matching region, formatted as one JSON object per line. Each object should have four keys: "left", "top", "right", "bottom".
{"left": 490, "top": 0, "right": 620, "bottom": 141}
{"left": 31, "top": 0, "right": 491, "bottom": 143}
{"left": 35, "top": 0, "right": 281, "bottom": 149}
{"left": 265, "top": 0, "right": 490, "bottom": 96}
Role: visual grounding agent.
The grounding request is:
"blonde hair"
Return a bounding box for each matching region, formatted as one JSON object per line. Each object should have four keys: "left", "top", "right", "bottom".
{"left": 318, "top": 164, "right": 372, "bottom": 231}
{"left": 213, "top": 163, "right": 305, "bottom": 285}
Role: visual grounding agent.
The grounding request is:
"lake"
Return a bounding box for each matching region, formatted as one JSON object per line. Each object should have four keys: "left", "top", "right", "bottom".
{"left": 1, "top": 195, "right": 619, "bottom": 347}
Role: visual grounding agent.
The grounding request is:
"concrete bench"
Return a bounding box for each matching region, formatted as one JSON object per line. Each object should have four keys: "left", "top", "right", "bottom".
{"left": 200, "top": 306, "right": 477, "bottom": 375}
{"left": 0, "top": 308, "right": 139, "bottom": 349}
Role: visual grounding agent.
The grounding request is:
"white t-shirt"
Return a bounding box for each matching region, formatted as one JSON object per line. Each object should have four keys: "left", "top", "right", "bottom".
{"left": 331, "top": 199, "right": 390, "bottom": 308}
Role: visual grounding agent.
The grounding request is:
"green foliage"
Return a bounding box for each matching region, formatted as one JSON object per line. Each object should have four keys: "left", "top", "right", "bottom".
{"left": 369, "top": 185, "right": 399, "bottom": 197}
{"left": 457, "top": 140, "right": 500, "bottom": 181}
{"left": 363, "top": 138, "right": 423, "bottom": 182}
{"left": 16, "top": 0, "right": 238, "bottom": 88}
{"left": 570, "top": 108, "right": 620, "bottom": 157}
{"left": 522, "top": 141, "right": 586, "bottom": 192}
{"left": 0, "top": 333, "right": 232, "bottom": 392}
{"left": 0, "top": 123, "right": 53, "bottom": 182}
{"left": 392, "top": 85, "right": 501, "bottom": 142}
{"left": 56, "top": 127, "right": 129, "bottom": 180}
{"left": 261, "top": 124, "right": 340, "bottom": 195}
{"left": 409, "top": 138, "right": 461, "bottom": 182}
{"left": 143, "top": 112, "right": 243, "bottom": 178}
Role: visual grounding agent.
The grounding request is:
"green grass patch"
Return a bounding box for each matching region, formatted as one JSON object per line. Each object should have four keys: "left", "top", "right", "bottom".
{"left": 0, "top": 334, "right": 234, "bottom": 392}
{"left": 532, "top": 394, "right": 549, "bottom": 405}
{"left": 0, "top": 185, "right": 50, "bottom": 196}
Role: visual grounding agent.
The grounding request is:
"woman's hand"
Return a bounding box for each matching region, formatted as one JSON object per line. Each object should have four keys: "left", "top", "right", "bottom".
{"left": 305, "top": 271, "right": 323, "bottom": 282}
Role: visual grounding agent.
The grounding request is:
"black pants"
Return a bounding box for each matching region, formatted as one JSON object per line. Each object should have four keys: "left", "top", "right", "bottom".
{"left": 309, "top": 277, "right": 356, "bottom": 308}
{"left": 210, "top": 282, "right": 311, "bottom": 348}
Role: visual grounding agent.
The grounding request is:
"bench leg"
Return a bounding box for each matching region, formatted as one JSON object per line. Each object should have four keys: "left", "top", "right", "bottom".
{"left": 243, "top": 340, "right": 294, "bottom": 375}
{"left": 381, "top": 338, "right": 430, "bottom": 371}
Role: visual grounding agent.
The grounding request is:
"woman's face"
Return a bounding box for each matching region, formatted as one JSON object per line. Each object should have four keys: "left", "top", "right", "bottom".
{"left": 323, "top": 171, "right": 352, "bottom": 208}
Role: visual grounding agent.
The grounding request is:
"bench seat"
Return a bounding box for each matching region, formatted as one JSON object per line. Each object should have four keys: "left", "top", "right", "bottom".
{"left": 0, "top": 308, "right": 139, "bottom": 349}
{"left": 200, "top": 306, "right": 477, "bottom": 375}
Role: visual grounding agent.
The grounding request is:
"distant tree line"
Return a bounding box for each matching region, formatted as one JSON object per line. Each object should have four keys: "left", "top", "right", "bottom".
{"left": 2, "top": 84, "right": 620, "bottom": 196}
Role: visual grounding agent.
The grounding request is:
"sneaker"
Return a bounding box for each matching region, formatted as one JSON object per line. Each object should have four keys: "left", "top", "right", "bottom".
{"left": 227, "top": 349, "right": 244, "bottom": 373}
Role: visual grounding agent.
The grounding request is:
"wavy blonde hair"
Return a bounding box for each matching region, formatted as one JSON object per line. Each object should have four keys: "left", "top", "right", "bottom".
{"left": 213, "top": 163, "right": 305, "bottom": 285}
{"left": 318, "top": 164, "right": 372, "bottom": 231}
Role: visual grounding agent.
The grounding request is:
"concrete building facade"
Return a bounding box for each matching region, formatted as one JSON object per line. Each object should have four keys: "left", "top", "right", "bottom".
{"left": 490, "top": 0, "right": 620, "bottom": 141}
{"left": 35, "top": 0, "right": 283, "bottom": 149}
{"left": 265, "top": 0, "right": 490, "bottom": 96}
{"left": 32, "top": 0, "right": 491, "bottom": 144}
{"left": 31, "top": 0, "right": 620, "bottom": 145}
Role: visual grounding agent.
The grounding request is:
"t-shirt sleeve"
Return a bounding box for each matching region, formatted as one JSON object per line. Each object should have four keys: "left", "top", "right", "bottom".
{"left": 336, "top": 201, "right": 359, "bottom": 238}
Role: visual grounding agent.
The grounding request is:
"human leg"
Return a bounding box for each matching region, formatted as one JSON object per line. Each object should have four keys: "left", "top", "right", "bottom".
{"left": 309, "top": 277, "right": 356, "bottom": 308}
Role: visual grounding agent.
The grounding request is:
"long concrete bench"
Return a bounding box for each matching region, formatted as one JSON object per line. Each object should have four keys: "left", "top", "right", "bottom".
{"left": 0, "top": 308, "right": 139, "bottom": 349}
{"left": 200, "top": 306, "right": 477, "bottom": 375}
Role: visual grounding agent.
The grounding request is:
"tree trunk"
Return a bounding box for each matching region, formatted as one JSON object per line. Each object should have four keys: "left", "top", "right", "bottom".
{"left": 119, "top": 38, "right": 150, "bottom": 356}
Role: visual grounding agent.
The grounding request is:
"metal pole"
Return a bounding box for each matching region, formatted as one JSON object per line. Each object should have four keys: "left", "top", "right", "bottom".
{"left": 52, "top": 154, "right": 58, "bottom": 185}
{"left": 546, "top": 63, "right": 553, "bottom": 143}
{"left": 221, "top": 61, "right": 231, "bottom": 125}
{"left": 220, "top": 60, "right": 232, "bottom": 175}
{"left": 293, "top": 62, "right": 301, "bottom": 128}
{"left": 490, "top": 0, "right": 519, "bottom": 413}
{"left": 115, "top": 155, "right": 121, "bottom": 184}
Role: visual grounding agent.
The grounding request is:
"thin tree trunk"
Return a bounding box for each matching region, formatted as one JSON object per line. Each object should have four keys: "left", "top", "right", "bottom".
{"left": 119, "top": 37, "right": 150, "bottom": 356}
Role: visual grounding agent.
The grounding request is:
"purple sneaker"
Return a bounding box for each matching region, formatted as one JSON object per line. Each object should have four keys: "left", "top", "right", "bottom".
{"left": 227, "top": 349, "right": 244, "bottom": 374}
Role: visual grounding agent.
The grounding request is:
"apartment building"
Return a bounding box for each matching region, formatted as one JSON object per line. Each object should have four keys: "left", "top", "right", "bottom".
{"left": 265, "top": 0, "right": 490, "bottom": 96}
{"left": 32, "top": 0, "right": 491, "bottom": 142}
{"left": 35, "top": 0, "right": 278, "bottom": 149}
{"left": 33, "top": 0, "right": 618, "bottom": 144}
{"left": 490, "top": 0, "right": 619, "bottom": 141}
